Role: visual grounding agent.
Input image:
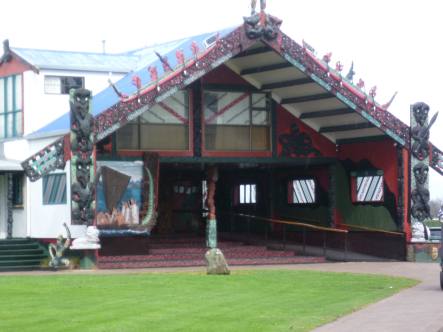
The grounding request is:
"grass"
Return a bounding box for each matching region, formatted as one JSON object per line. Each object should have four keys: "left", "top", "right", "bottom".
{"left": 0, "top": 270, "right": 417, "bottom": 332}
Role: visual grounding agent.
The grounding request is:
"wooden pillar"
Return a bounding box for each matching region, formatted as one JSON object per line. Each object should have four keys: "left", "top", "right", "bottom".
{"left": 396, "top": 145, "right": 405, "bottom": 232}
{"left": 6, "top": 173, "right": 13, "bottom": 239}
{"left": 206, "top": 166, "right": 218, "bottom": 249}
{"left": 328, "top": 162, "right": 337, "bottom": 227}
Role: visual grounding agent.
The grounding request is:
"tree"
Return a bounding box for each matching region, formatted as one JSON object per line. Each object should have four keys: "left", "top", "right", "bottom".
{"left": 429, "top": 198, "right": 443, "bottom": 219}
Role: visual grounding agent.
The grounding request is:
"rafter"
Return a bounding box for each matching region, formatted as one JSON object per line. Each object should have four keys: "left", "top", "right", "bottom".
{"left": 336, "top": 135, "right": 387, "bottom": 145}
{"left": 319, "top": 122, "right": 374, "bottom": 133}
{"left": 300, "top": 108, "right": 353, "bottom": 119}
{"left": 234, "top": 46, "right": 273, "bottom": 58}
{"left": 261, "top": 77, "right": 312, "bottom": 90}
{"left": 240, "top": 62, "right": 292, "bottom": 75}
{"left": 281, "top": 93, "right": 333, "bottom": 105}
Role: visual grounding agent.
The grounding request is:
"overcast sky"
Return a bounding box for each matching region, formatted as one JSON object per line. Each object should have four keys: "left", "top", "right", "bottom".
{"left": 2, "top": 0, "right": 443, "bottom": 198}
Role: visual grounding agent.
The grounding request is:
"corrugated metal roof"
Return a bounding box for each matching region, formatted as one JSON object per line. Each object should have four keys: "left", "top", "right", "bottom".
{"left": 12, "top": 48, "right": 139, "bottom": 73}
{"left": 27, "top": 25, "right": 237, "bottom": 139}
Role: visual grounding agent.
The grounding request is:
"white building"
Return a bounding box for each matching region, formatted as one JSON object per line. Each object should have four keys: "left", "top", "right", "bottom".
{"left": 0, "top": 40, "right": 135, "bottom": 239}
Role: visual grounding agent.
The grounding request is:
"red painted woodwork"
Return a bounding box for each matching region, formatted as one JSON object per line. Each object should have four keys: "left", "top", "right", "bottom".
{"left": 201, "top": 65, "right": 250, "bottom": 86}
{"left": 0, "top": 54, "right": 32, "bottom": 77}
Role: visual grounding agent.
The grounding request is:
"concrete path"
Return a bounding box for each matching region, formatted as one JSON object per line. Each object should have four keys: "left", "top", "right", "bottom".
{"left": 1, "top": 262, "right": 442, "bottom": 331}
{"left": 290, "top": 262, "right": 443, "bottom": 332}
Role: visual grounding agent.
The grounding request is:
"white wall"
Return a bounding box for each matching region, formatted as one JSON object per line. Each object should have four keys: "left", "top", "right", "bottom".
{"left": 0, "top": 173, "right": 27, "bottom": 239}
{"left": 23, "top": 69, "right": 124, "bottom": 136}
{"left": 3, "top": 67, "right": 126, "bottom": 239}
{"left": 27, "top": 160, "right": 87, "bottom": 239}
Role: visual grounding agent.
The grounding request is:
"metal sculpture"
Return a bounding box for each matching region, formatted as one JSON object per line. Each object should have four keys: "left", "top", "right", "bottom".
{"left": 410, "top": 102, "right": 437, "bottom": 242}
{"left": 244, "top": 0, "right": 282, "bottom": 41}
{"left": 70, "top": 89, "right": 96, "bottom": 226}
{"left": 49, "top": 223, "right": 71, "bottom": 269}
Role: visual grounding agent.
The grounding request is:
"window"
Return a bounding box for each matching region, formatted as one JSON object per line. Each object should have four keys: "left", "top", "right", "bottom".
{"left": 351, "top": 171, "right": 384, "bottom": 203}
{"left": 12, "top": 173, "right": 23, "bottom": 207}
{"left": 0, "top": 74, "right": 23, "bottom": 139}
{"left": 235, "top": 184, "right": 257, "bottom": 205}
{"left": 43, "top": 174, "right": 67, "bottom": 205}
{"left": 117, "top": 90, "right": 190, "bottom": 151}
{"left": 204, "top": 91, "right": 270, "bottom": 151}
{"left": 44, "top": 76, "right": 84, "bottom": 94}
{"left": 288, "top": 179, "right": 316, "bottom": 204}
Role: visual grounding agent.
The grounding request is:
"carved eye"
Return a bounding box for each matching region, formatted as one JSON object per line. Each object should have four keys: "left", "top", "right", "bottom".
{"left": 76, "top": 97, "right": 81, "bottom": 102}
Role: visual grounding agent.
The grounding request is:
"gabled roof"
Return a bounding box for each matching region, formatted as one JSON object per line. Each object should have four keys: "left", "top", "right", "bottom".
{"left": 21, "top": 12, "right": 443, "bottom": 179}
{"left": 27, "top": 26, "right": 236, "bottom": 139}
{"left": 11, "top": 48, "right": 138, "bottom": 73}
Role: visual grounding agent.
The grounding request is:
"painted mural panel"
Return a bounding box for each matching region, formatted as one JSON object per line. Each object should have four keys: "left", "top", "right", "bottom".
{"left": 96, "top": 161, "right": 143, "bottom": 228}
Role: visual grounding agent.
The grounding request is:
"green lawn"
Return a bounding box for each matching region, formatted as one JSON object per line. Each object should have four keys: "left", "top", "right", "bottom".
{"left": 0, "top": 270, "right": 417, "bottom": 332}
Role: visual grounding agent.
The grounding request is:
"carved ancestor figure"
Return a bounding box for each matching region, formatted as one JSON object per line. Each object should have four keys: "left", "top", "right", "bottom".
{"left": 49, "top": 223, "right": 71, "bottom": 269}
{"left": 71, "top": 157, "right": 98, "bottom": 225}
{"left": 411, "top": 102, "right": 438, "bottom": 160}
{"left": 70, "top": 88, "right": 95, "bottom": 226}
{"left": 71, "top": 89, "right": 94, "bottom": 153}
{"left": 244, "top": 0, "right": 281, "bottom": 40}
{"left": 206, "top": 167, "right": 218, "bottom": 220}
{"left": 411, "top": 163, "right": 431, "bottom": 221}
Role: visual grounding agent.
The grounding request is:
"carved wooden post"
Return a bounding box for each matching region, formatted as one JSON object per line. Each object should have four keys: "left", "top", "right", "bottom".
{"left": 6, "top": 173, "right": 13, "bottom": 239}
{"left": 70, "top": 89, "right": 96, "bottom": 226}
{"left": 410, "top": 102, "right": 436, "bottom": 242}
{"left": 206, "top": 166, "right": 218, "bottom": 249}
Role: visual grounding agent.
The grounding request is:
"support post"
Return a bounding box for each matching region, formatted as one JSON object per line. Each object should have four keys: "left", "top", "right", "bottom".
{"left": 204, "top": 166, "right": 230, "bottom": 275}
{"left": 6, "top": 173, "right": 13, "bottom": 239}
{"left": 328, "top": 162, "right": 337, "bottom": 227}
{"left": 206, "top": 166, "right": 218, "bottom": 249}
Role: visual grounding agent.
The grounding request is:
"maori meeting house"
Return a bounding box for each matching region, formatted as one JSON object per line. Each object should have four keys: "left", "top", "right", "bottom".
{"left": 0, "top": 1, "right": 442, "bottom": 271}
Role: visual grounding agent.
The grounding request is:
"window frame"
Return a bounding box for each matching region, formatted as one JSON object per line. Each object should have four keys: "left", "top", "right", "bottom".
{"left": 350, "top": 170, "right": 385, "bottom": 204}
{"left": 234, "top": 183, "right": 257, "bottom": 206}
{"left": 44, "top": 75, "right": 85, "bottom": 95}
{"left": 0, "top": 74, "right": 23, "bottom": 139}
{"left": 12, "top": 173, "right": 24, "bottom": 208}
{"left": 202, "top": 89, "right": 272, "bottom": 154}
{"left": 115, "top": 89, "right": 193, "bottom": 155}
{"left": 42, "top": 173, "right": 67, "bottom": 205}
{"left": 287, "top": 177, "right": 317, "bottom": 205}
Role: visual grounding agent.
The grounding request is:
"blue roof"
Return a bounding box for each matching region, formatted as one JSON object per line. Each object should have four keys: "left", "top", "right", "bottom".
{"left": 12, "top": 48, "right": 138, "bottom": 73}
{"left": 27, "top": 25, "right": 237, "bottom": 139}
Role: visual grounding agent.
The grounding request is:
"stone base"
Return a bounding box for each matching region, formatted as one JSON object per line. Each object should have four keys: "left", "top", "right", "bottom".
{"left": 205, "top": 248, "right": 230, "bottom": 275}
{"left": 407, "top": 242, "right": 441, "bottom": 263}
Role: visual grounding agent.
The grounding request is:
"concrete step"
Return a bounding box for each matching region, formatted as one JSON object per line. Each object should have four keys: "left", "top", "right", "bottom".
{"left": 97, "top": 256, "right": 326, "bottom": 269}
{"left": 98, "top": 250, "right": 296, "bottom": 263}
